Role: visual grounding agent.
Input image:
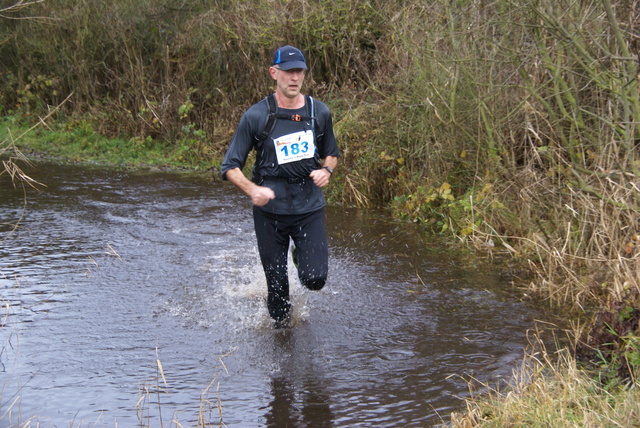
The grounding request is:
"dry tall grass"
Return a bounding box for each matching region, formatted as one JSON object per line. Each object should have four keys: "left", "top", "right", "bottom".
{"left": 451, "top": 327, "right": 640, "bottom": 427}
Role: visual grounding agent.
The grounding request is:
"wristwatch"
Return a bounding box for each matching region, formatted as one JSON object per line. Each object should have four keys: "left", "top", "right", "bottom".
{"left": 323, "top": 166, "right": 333, "bottom": 175}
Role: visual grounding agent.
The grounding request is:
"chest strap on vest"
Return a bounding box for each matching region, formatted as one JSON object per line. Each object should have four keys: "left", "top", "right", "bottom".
{"left": 274, "top": 112, "right": 312, "bottom": 122}
{"left": 256, "top": 93, "right": 316, "bottom": 142}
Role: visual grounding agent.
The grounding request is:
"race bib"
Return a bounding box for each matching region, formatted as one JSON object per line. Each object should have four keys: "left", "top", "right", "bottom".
{"left": 273, "top": 130, "right": 315, "bottom": 165}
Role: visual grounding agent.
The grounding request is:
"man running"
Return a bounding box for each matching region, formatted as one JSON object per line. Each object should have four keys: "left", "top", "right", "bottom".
{"left": 221, "top": 45, "right": 340, "bottom": 327}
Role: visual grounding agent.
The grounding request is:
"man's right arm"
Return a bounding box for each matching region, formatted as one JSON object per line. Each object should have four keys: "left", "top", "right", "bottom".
{"left": 225, "top": 168, "right": 275, "bottom": 207}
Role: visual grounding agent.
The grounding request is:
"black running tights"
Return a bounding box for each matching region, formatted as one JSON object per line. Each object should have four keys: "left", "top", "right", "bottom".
{"left": 252, "top": 206, "right": 329, "bottom": 321}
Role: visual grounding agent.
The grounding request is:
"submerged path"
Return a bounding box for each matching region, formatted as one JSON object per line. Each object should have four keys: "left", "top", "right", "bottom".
{"left": 0, "top": 161, "right": 552, "bottom": 427}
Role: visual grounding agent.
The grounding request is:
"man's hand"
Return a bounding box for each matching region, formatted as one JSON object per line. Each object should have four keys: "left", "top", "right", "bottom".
{"left": 309, "top": 168, "right": 331, "bottom": 188}
{"left": 310, "top": 156, "right": 338, "bottom": 188}
{"left": 250, "top": 186, "right": 276, "bottom": 206}
{"left": 225, "top": 168, "right": 275, "bottom": 206}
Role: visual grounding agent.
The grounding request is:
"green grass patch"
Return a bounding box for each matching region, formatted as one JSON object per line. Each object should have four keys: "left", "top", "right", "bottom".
{"left": 0, "top": 115, "right": 215, "bottom": 171}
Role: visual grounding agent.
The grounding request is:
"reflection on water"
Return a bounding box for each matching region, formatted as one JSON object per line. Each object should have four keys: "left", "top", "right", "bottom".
{"left": 0, "top": 160, "right": 552, "bottom": 427}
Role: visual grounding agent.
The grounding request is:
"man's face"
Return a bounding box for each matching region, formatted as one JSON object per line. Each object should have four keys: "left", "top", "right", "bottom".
{"left": 270, "top": 67, "right": 306, "bottom": 99}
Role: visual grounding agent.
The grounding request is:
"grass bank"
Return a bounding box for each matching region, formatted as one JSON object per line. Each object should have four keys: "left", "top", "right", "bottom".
{"left": 451, "top": 335, "right": 640, "bottom": 427}
{"left": 0, "top": 114, "right": 213, "bottom": 170}
{"left": 2, "top": 0, "right": 640, "bottom": 426}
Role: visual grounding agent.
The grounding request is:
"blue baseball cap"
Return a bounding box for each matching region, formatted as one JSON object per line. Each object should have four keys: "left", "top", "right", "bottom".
{"left": 272, "top": 45, "right": 308, "bottom": 71}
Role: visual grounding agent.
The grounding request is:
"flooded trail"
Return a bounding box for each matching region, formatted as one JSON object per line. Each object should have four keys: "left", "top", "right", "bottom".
{"left": 0, "top": 161, "right": 552, "bottom": 427}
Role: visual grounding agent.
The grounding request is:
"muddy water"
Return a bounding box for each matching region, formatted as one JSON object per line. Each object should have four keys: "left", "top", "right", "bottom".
{"left": 1, "top": 161, "right": 550, "bottom": 427}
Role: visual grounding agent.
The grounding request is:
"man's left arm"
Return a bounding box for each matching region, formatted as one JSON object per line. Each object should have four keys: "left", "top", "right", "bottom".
{"left": 310, "top": 102, "right": 339, "bottom": 188}
{"left": 310, "top": 155, "right": 338, "bottom": 188}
